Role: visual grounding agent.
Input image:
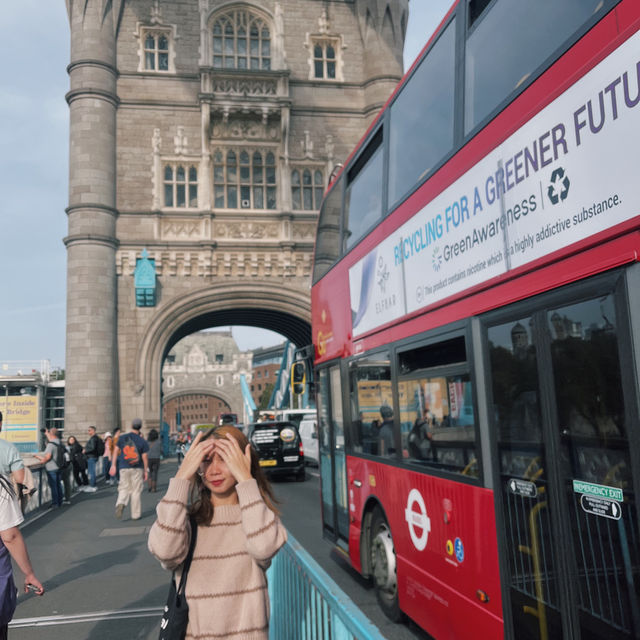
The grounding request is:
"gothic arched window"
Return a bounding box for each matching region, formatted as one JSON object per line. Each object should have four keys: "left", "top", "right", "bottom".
{"left": 164, "top": 164, "right": 198, "bottom": 208}
{"left": 313, "top": 41, "right": 336, "bottom": 79}
{"left": 212, "top": 10, "right": 271, "bottom": 70}
{"left": 144, "top": 31, "right": 170, "bottom": 71}
{"left": 213, "top": 149, "right": 277, "bottom": 210}
{"left": 291, "top": 168, "right": 324, "bottom": 210}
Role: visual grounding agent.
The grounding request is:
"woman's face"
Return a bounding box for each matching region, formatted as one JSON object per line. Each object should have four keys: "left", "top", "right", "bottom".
{"left": 68, "top": 436, "right": 76, "bottom": 445}
{"left": 200, "top": 442, "right": 238, "bottom": 501}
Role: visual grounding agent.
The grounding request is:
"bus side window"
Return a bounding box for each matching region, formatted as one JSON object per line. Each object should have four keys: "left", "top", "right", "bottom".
{"left": 400, "top": 373, "right": 478, "bottom": 477}
{"left": 397, "top": 338, "right": 479, "bottom": 478}
{"left": 348, "top": 353, "right": 395, "bottom": 459}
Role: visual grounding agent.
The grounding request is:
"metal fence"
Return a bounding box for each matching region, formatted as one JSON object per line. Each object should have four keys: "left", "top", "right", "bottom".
{"left": 19, "top": 462, "right": 82, "bottom": 516}
{"left": 267, "top": 533, "right": 387, "bottom": 640}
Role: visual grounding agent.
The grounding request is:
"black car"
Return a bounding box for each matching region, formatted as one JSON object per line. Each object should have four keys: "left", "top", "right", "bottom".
{"left": 248, "top": 421, "right": 305, "bottom": 481}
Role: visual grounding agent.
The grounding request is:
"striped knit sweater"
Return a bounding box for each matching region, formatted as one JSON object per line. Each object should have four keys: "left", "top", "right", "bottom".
{"left": 148, "top": 477, "right": 287, "bottom": 640}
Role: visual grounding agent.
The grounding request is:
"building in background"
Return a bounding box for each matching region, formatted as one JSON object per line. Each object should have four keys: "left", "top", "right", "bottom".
{"left": 64, "top": 0, "right": 408, "bottom": 438}
{"left": 162, "top": 331, "right": 252, "bottom": 430}
{"left": 250, "top": 342, "right": 286, "bottom": 409}
{"left": 0, "top": 363, "right": 65, "bottom": 453}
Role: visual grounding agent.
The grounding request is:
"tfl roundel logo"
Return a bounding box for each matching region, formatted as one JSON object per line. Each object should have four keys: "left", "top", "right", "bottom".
{"left": 405, "top": 489, "right": 431, "bottom": 551}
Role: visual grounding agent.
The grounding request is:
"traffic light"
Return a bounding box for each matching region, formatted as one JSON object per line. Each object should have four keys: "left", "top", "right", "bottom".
{"left": 291, "top": 361, "right": 306, "bottom": 395}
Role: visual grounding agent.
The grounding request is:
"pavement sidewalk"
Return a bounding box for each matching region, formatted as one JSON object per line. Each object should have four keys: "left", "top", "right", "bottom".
{"left": 10, "top": 460, "right": 180, "bottom": 640}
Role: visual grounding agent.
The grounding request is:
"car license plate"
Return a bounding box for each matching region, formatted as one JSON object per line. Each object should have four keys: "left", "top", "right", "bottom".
{"left": 259, "top": 459, "right": 277, "bottom": 467}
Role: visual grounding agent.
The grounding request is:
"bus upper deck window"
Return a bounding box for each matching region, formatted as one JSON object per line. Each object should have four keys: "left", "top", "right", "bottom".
{"left": 343, "top": 129, "right": 384, "bottom": 252}
{"left": 388, "top": 18, "right": 455, "bottom": 206}
{"left": 313, "top": 178, "right": 343, "bottom": 283}
{"left": 468, "top": 0, "right": 492, "bottom": 27}
{"left": 464, "top": 0, "right": 608, "bottom": 135}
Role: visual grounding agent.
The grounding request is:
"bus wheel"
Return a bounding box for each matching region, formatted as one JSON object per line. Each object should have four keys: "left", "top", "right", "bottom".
{"left": 369, "top": 507, "right": 403, "bottom": 621}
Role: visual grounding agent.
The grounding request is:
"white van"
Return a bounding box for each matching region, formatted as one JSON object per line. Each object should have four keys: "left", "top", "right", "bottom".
{"left": 298, "top": 412, "right": 318, "bottom": 466}
{"left": 274, "top": 409, "right": 311, "bottom": 428}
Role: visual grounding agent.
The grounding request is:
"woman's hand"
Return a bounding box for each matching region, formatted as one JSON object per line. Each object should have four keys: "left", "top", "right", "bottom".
{"left": 215, "top": 434, "right": 252, "bottom": 484}
{"left": 175, "top": 432, "right": 215, "bottom": 482}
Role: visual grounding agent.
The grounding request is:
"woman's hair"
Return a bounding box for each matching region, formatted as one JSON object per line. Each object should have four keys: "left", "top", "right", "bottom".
{"left": 148, "top": 428, "right": 159, "bottom": 442}
{"left": 67, "top": 436, "right": 77, "bottom": 445}
{"left": 189, "top": 426, "right": 280, "bottom": 524}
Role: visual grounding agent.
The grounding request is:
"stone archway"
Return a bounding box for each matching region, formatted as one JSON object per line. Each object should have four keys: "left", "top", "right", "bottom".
{"left": 134, "top": 281, "right": 310, "bottom": 428}
{"left": 162, "top": 388, "right": 235, "bottom": 431}
{"left": 162, "top": 388, "right": 235, "bottom": 408}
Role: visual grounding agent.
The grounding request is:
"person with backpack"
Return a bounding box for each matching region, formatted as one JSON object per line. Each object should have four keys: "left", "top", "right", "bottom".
{"left": 34, "top": 428, "right": 65, "bottom": 508}
{"left": 83, "top": 426, "right": 104, "bottom": 493}
{"left": 109, "top": 418, "right": 149, "bottom": 521}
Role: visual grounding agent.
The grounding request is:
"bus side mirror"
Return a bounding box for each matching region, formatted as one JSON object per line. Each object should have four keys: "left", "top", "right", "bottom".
{"left": 291, "top": 361, "right": 306, "bottom": 395}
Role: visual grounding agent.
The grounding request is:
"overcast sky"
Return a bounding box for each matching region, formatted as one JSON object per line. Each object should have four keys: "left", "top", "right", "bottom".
{"left": 0, "top": 1, "right": 451, "bottom": 369}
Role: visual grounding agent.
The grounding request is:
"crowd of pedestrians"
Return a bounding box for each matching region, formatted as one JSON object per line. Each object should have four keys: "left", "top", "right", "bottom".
{"left": 0, "top": 415, "right": 158, "bottom": 633}
{"left": 0, "top": 418, "right": 286, "bottom": 638}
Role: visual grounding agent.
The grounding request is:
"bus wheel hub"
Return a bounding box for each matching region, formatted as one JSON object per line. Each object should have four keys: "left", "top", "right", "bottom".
{"left": 372, "top": 528, "right": 397, "bottom": 593}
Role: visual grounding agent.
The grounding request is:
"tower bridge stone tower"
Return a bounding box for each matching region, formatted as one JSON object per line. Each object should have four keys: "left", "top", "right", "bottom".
{"left": 64, "top": 0, "right": 408, "bottom": 434}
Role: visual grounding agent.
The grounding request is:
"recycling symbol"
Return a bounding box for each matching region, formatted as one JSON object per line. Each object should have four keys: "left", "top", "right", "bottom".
{"left": 547, "top": 167, "right": 570, "bottom": 205}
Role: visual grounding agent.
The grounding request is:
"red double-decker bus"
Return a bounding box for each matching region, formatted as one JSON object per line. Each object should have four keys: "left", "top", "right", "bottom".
{"left": 311, "top": 1, "right": 640, "bottom": 638}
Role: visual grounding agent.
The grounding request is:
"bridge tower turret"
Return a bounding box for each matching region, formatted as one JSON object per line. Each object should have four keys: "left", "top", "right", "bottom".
{"left": 64, "top": 0, "right": 125, "bottom": 434}
{"left": 354, "top": 0, "right": 409, "bottom": 120}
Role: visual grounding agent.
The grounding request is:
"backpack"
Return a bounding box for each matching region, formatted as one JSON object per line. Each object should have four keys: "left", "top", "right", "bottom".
{"left": 96, "top": 437, "right": 105, "bottom": 456}
{"left": 120, "top": 435, "right": 141, "bottom": 467}
{"left": 52, "top": 442, "right": 70, "bottom": 470}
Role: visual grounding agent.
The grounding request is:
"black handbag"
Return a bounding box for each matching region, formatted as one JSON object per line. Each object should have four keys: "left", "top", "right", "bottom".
{"left": 159, "top": 516, "right": 198, "bottom": 640}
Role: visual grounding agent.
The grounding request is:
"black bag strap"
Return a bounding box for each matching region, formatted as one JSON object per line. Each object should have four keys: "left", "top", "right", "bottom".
{"left": 175, "top": 516, "right": 197, "bottom": 596}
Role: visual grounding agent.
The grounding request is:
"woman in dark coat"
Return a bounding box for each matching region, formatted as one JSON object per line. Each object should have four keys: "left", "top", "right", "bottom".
{"left": 67, "top": 436, "right": 88, "bottom": 488}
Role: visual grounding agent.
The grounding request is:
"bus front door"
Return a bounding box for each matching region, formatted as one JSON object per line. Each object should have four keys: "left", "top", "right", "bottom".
{"left": 317, "top": 365, "right": 349, "bottom": 542}
{"left": 487, "top": 290, "right": 639, "bottom": 640}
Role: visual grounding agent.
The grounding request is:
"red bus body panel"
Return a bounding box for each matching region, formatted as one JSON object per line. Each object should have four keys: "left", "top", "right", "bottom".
{"left": 347, "top": 456, "right": 503, "bottom": 638}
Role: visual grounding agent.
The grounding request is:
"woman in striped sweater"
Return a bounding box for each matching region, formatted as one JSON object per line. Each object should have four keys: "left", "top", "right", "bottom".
{"left": 148, "top": 426, "right": 287, "bottom": 640}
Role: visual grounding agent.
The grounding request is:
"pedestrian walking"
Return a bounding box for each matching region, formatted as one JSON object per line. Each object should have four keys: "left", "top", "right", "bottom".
{"left": 110, "top": 419, "right": 149, "bottom": 520}
{"left": 67, "top": 436, "right": 88, "bottom": 489}
{"left": 146, "top": 429, "right": 161, "bottom": 493}
{"left": 175, "top": 432, "right": 187, "bottom": 465}
{"left": 0, "top": 474, "right": 44, "bottom": 637}
{"left": 60, "top": 441, "right": 73, "bottom": 505}
{"left": 34, "top": 428, "right": 64, "bottom": 509}
{"left": 102, "top": 432, "right": 113, "bottom": 484}
{"left": 148, "top": 426, "right": 286, "bottom": 639}
{"left": 83, "top": 426, "right": 104, "bottom": 492}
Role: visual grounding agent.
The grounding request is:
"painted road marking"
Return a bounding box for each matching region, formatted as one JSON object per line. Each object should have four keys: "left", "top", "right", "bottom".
{"left": 9, "top": 607, "right": 163, "bottom": 628}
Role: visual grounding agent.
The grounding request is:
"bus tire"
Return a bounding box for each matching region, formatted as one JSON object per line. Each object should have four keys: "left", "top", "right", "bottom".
{"left": 369, "top": 506, "right": 403, "bottom": 622}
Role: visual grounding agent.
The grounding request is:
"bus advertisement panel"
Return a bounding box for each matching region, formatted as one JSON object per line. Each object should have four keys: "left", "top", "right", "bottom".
{"left": 350, "top": 28, "right": 640, "bottom": 338}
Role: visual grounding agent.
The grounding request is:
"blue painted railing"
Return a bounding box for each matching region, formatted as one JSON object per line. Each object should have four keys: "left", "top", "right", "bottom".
{"left": 267, "top": 533, "right": 387, "bottom": 640}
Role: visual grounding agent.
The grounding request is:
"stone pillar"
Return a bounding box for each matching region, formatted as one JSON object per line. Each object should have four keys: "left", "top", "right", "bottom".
{"left": 64, "top": 0, "right": 119, "bottom": 437}
{"left": 355, "top": 0, "right": 408, "bottom": 119}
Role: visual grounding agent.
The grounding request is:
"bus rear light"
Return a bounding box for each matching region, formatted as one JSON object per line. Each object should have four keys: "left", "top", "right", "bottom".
{"left": 476, "top": 589, "right": 489, "bottom": 604}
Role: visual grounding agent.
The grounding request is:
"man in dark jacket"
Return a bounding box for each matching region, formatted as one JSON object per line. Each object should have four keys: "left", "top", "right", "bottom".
{"left": 83, "top": 426, "right": 102, "bottom": 493}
